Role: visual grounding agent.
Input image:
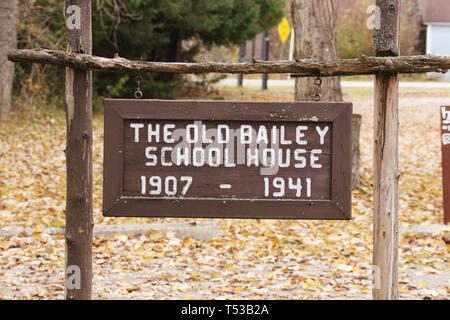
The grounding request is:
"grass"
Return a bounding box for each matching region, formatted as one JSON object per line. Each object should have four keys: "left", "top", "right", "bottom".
{"left": 0, "top": 96, "right": 104, "bottom": 139}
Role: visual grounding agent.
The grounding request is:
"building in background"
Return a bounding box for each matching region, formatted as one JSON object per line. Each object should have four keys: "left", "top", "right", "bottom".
{"left": 420, "top": 0, "right": 450, "bottom": 81}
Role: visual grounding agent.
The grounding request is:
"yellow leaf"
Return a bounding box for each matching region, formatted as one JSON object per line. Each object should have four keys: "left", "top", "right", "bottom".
{"left": 271, "top": 236, "right": 281, "bottom": 247}
{"left": 134, "top": 247, "right": 146, "bottom": 255}
{"left": 302, "top": 282, "right": 317, "bottom": 290}
{"left": 297, "top": 250, "right": 309, "bottom": 258}
{"left": 114, "top": 233, "right": 128, "bottom": 241}
{"left": 32, "top": 227, "right": 44, "bottom": 235}
{"left": 32, "top": 227, "right": 44, "bottom": 239}
{"left": 14, "top": 193, "right": 27, "bottom": 201}
{"left": 220, "top": 286, "right": 232, "bottom": 293}
{"left": 336, "top": 264, "right": 353, "bottom": 272}
{"left": 143, "top": 252, "right": 163, "bottom": 262}
{"left": 0, "top": 239, "right": 10, "bottom": 250}
{"left": 267, "top": 272, "right": 278, "bottom": 280}
{"left": 209, "top": 272, "right": 223, "bottom": 278}
{"left": 355, "top": 285, "right": 369, "bottom": 292}
{"left": 190, "top": 273, "right": 201, "bottom": 280}
{"left": 38, "top": 290, "right": 49, "bottom": 297}
{"left": 399, "top": 286, "right": 408, "bottom": 292}
{"left": 149, "top": 231, "right": 165, "bottom": 241}
{"left": 291, "top": 277, "right": 306, "bottom": 285}
{"left": 105, "top": 244, "right": 116, "bottom": 253}
{"left": 224, "top": 265, "right": 237, "bottom": 272}
{"left": 416, "top": 281, "right": 427, "bottom": 288}
{"left": 183, "top": 238, "right": 198, "bottom": 246}
{"left": 172, "top": 285, "right": 186, "bottom": 292}
{"left": 55, "top": 218, "right": 65, "bottom": 227}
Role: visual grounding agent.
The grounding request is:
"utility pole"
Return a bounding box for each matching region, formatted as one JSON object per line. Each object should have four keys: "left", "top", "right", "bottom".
{"left": 262, "top": 31, "right": 269, "bottom": 91}
{"left": 238, "top": 45, "right": 244, "bottom": 87}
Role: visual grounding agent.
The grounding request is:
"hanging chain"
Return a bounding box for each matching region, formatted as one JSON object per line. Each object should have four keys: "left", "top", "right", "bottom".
{"left": 134, "top": 74, "right": 143, "bottom": 99}
{"left": 134, "top": 56, "right": 144, "bottom": 99}
{"left": 313, "top": 75, "right": 322, "bottom": 102}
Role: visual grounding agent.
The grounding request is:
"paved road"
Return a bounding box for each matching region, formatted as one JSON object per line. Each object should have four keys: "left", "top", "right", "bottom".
{"left": 219, "top": 78, "right": 450, "bottom": 88}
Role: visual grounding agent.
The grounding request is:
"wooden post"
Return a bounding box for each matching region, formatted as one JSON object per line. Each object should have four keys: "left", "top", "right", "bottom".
{"left": 64, "top": 0, "right": 93, "bottom": 300}
{"left": 372, "top": 0, "right": 400, "bottom": 300}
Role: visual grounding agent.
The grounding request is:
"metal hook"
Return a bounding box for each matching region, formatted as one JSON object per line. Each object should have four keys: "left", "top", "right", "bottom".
{"left": 134, "top": 74, "right": 144, "bottom": 99}
{"left": 133, "top": 56, "right": 145, "bottom": 99}
{"left": 313, "top": 93, "right": 321, "bottom": 102}
{"left": 313, "top": 75, "right": 322, "bottom": 102}
{"left": 134, "top": 88, "right": 143, "bottom": 99}
{"left": 314, "top": 77, "right": 323, "bottom": 86}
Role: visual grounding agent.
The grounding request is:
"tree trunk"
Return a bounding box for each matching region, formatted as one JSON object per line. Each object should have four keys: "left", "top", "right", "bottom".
{"left": 291, "top": 0, "right": 361, "bottom": 189}
{"left": 0, "top": 0, "right": 18, "bottom": 120}
{"left": 291, "top": 0, "right": 342, "bottom": 101}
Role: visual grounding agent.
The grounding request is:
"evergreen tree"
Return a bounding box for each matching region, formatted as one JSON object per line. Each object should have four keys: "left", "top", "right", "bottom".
{"left": 93, "top": 0, "right": 284, "bottom": 99}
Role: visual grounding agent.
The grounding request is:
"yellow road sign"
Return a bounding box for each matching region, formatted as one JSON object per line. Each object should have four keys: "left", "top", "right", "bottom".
{"left": 278, "top": 17, "right": 291, "bottom": 43}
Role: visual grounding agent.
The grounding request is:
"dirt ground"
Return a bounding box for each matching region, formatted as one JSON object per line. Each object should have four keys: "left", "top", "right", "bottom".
{"left": 0, "top": 88, "right": 448, "bottom": 299}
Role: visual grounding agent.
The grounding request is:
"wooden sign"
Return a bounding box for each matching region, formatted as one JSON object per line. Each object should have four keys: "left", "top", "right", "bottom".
{"left": 441, "top": 106, "right": 450, "bottom": 224}
{"left": 103, "top": 100, "right": 352, "bottom": 220}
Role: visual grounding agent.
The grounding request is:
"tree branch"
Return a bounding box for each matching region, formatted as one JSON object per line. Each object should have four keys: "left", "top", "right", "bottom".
{"left": 8, "top": 48, "right": 450, "bottom": 76}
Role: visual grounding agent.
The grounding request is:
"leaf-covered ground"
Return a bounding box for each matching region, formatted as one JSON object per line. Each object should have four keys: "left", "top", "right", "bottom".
{"left": 0, "top": 89, "right": 448, "bottom": 299}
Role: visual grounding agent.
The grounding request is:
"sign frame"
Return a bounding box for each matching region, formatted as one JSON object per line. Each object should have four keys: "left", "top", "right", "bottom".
{"left": 103, "top": 99, "right": 352, "bottom": 220}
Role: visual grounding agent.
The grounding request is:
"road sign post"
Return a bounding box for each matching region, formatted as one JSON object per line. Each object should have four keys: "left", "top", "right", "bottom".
{"left": 262, "top": 32, "right": 269, "bottom": 91}
{"left": 278, "top": 17, "right": 291, "bottom": 61}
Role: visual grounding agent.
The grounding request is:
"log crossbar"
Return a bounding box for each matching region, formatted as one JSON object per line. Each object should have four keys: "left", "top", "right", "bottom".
{"left": 8, "top": 48, "right": 450, "bottom": 77}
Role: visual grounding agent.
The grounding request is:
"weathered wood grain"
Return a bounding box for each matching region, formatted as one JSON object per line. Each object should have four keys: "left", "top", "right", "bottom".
{"left": 7, "top": 48, "right": 450, "bottom": 76}
{"left": 64, "top": 0, "right": 93, "bottom": 300}
{"left": 373, "top": 0, "right": 400, "bottom": 300}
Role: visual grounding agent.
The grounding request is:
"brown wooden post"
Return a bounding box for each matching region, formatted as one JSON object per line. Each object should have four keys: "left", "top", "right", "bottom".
{"left": 372, "top": 0, "right": 400, "bottom": 300}
{"left": 441, "top": 106, "right": 450, "bottom": 224}
{"left": 64, "top": 0, "right": 93, "bottom": 300}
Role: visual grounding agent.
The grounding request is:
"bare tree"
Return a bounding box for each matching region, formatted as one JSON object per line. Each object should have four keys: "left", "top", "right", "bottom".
{"left": 291, "top": 0, "right": 360, "bottom": 188}
{"left": 0, "top": 0, "right": 18, "bottom": 120}
{"left": 291, "top": 0, "right": 342, "bottom": 101}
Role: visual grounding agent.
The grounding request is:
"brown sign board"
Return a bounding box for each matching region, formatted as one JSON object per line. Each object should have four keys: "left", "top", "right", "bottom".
{"left": 103, "top": 100, "right": 352, "bottom": 220}
{"left": 441, "top": 106, "right": 450, "bottom": 224}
